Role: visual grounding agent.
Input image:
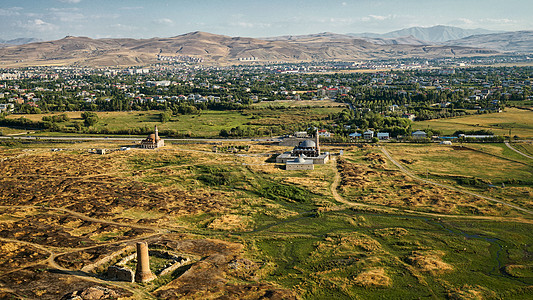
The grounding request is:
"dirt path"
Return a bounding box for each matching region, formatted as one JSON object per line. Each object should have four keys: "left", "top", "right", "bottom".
{"left": 380, "top": 147, "right": 533, "bottom": 215}
{"left": 329, "top": 158, "right": 533, "bottom": 224}
{"left": 505, "top": 141, "right": 533, "bottom": 160}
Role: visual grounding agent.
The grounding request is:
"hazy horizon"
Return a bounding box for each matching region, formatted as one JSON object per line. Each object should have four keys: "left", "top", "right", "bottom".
{"left": 0, "top": 0, "right": 532, "bottom": 40}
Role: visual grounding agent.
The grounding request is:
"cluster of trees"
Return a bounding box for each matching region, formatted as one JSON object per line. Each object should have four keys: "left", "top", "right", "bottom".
{"left": 219, "top": 126, "right": 280, "bottom": 138}
{"left": 42, "top": 114, "right": 70, "bottom": 123}
{"left": 81, "top": 112, "right": 98, "bottom": 127}
{"left": 452, "top": 129, "right": 494, "bottom": 136}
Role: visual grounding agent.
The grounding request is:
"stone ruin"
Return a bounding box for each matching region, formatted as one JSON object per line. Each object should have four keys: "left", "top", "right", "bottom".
{"left": 105, "top": 241, "right": 191, "bottom": 283}
{"left": 106, "top": 265, "right": 134, "bottom": 282}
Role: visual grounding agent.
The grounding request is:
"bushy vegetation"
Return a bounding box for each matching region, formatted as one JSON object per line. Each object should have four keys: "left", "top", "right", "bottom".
{"left": 196, "top": 166, "right": 238, "bottom": 186}
{"left": 258, "top": 181, "right": 311, "bottom": 203}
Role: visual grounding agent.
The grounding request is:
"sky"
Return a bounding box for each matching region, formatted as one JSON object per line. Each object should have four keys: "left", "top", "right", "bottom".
{"left": 0, "top": 0, "right": 532, "bottom": 41}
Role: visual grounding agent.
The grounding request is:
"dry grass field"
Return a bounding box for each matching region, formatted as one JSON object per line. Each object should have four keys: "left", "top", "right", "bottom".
{"left": 383, "top": 143, "right": 533, "bottom": 210}
{"left": 0, "top": 140, "right": 532, "bottom": 299}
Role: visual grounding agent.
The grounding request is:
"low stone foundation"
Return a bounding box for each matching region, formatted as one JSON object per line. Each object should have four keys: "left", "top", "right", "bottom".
{"left": 106, "top": 266, "right": 134, "bottom": 282}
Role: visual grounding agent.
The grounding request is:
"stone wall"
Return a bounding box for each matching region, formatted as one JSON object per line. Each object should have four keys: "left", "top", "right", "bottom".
{"left": 106, "top": 266, "right": 134, "bottom": 282}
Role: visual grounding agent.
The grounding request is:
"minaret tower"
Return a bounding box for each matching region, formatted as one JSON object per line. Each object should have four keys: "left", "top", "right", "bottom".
{"left": 316, "top": 129, "right": 320, "bottom": 155}
{"left": 135, "top": 242, "right": 156, "bottom": 283}
{"left": 154, "top": 125, "right": 159, "bottom": 140}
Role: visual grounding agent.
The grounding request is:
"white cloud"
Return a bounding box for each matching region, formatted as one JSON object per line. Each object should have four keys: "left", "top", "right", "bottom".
{"left": 48, "top": 8, "right": 84, "bottom": 22}
{"left": 231, "top": 21, "right": 271, "bottom": 29}
{"left": 21, "top": 19, "right": 58, "bottom": 33}
{"left": 447, "top": 17, "right": 520, "bottom": 30}
{"left": 110, "top": 23, "right": 138, "bottom": 32}
{"left": 481, "top": 18, "right": 517, "bottom": 24}
{"left": 0, "top": 7, "right": 23, "bottom": 16}
{"left": 364, "top": 15, "right": 393, "bottom": 21}
{"left": 120, "top": 6, "right": 144, "bottom": 10}
{"left": 154, "top": 18, "right": 174, "bottom": 25}
{"left": 59, "top": 0, "right": 82, "bottom": 3}
{"left": 92, "top": 13, "right": 120, "bottom": 20}
{"left": 342, "top": 2, "right": 347, "bottom": 6}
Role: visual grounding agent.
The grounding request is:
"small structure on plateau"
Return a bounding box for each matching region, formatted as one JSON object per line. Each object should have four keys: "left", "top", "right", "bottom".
{"left": 141, "top": 125, "right": 165, "bottom": 149}
{"left": 276, "top": 129, "right": 329, "bottom": 167}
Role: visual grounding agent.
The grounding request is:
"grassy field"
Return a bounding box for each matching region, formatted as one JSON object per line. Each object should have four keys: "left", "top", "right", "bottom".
{"left": 0, "top": 127, "right": 30, "bottom": 135}
{"left": 412, "top": 108, "right": 533, "bottom": 138}
{"left": 511, "top": 142, "right": 533, "bottom": 157}
{"left": 3, "top": 100, "right": 346, "bottom": 137}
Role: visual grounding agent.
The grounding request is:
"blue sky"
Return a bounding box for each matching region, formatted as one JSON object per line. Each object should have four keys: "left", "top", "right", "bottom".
{"left": 0, "top": 0, "right": 531, "bottom": 40}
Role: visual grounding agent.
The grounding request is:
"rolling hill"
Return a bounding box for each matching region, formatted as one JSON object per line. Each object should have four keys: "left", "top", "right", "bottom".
{"left": 0, "top": 31, "right": 499, "bottom": 67}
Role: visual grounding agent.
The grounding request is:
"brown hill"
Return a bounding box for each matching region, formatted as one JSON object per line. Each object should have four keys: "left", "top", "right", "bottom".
{"left": 0, "top": 31, "right": 499, "bottom": 67}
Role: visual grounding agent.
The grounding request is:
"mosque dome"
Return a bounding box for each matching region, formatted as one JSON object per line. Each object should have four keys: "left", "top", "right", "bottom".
{"left": 299, "top": 140, "right": 316, "bottom": 148}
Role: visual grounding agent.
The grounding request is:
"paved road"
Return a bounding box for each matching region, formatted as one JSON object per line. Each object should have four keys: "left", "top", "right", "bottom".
{"left": 380, "top": 147, "right": 533, "bottom": 215}
{"left": 505, "top": 141, "right": 533, "bottom": 160}
{"left": 0, "top": 135, "right": 282, "bottom": 142}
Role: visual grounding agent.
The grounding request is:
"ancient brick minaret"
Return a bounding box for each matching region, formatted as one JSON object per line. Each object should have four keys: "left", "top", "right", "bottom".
{"left": 135, "top": 242, "right": 156, "bottom": 283}
{"left": 316, "top": 129, "right": 320, "bottom": 155}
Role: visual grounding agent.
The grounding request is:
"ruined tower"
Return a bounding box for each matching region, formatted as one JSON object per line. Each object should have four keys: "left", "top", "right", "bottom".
{"left": 135, "top": 242, "right": 156, "bottom": 283}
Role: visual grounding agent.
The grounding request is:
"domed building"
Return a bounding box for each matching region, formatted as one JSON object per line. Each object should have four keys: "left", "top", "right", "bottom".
{"left": 276, "top": 129, "right": 329, "bottom": 166}
{"left": 292, "top": 139, "right": 319, "bottom": 157}
{"left": 141, "top": 125, "right": 165, "bottom": 149}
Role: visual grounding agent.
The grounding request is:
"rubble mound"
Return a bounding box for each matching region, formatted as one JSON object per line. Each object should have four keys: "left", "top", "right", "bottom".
{"left": 61, "top": 286, "right": 120, "bottom": 300}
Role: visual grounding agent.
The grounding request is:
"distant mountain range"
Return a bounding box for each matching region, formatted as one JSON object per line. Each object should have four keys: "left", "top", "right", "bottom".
{"left": 350, "top": 25, "right": 498, "bottom": 43}
{"left": 0, "top": 26, "right": 531, "bottom": 67}
{"left": 443, "top": 30, "right": 533, "bottom": 52}
{"left": 265, "top": 32, "right": 429, "bottom": 46}
{"left": 0, "top": 38, "right": 42, "bottom": 48}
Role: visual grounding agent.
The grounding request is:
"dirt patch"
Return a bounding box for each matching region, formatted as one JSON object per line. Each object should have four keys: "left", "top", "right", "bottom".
{"left": 55, "top": 244, "right": 134, "bottom": 271}
{"left": 208, "top": 214, "right": 252, "bottom": 231}
{"left": 406, "top": 250, "right": 453, "bottom": 275}
{"left": 374, "top": 227, "right": 409, "bottom": 238}
{"left": 313, "top": 232, "right": 382, "bottom": 258}
{"left": 362, "top": 152, "right": 386, "bottom": 167}
{"left": 0, "top": 211, "right": 151, "bottom": 248}
{"left": 0, "top": 265, "right": 133, "bottom": 300}
{"left": 61, "top": 286, "right": 121, "bottom": 300}
{"left": 0, "top": 241, "right": 49, "bottom": 270}
{"left": 153, "top": 237, "right": 296, "bottom": 299}
{"left": 446, "top": 284, "right": 496, "bottom": 300}
{"left": 353, "top": 268, "right": 392, "bottom": 288}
